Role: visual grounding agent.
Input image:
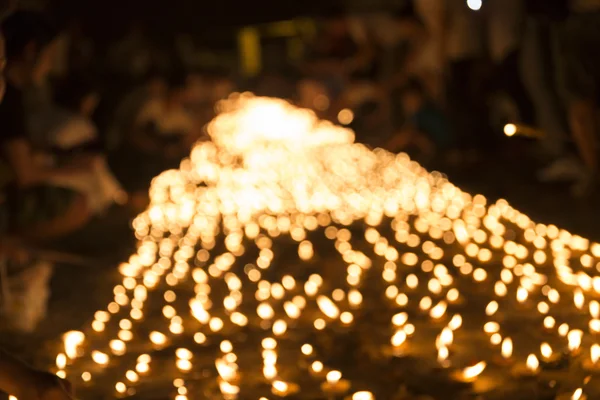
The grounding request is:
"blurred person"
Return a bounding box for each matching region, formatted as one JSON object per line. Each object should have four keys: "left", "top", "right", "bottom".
{"left": 484, "top": 0, "right": 535, "bottom": 132}
{"left": 561, "top": 0, "right": 600, "bottom": 195}
{"left": 50, "top": 18, "right": 94, "bottom": 79}
{"left": 300, "top": 9, "right": 375, "bottom": 110}
{"left": 134, "top": 73, "right": 199, "bottom": 155}
{"left": 42, "top": 76, "right": 127, "bottom": 214}
{"left": 108, "top": 22, "right": 152, "bottom": 81}
{"left": 521, "top": 0, "right": 581, "bottom": 182}
{"left": 115, "top": 73, "right": 199, "bottom": 198}
{"left": 443, "top": 0, "right": 489, "bottom": 149}
{"left": 0, "top": 11, "right": 91, "bottom": 241}
{"left": 106, "top": 69, "right": 168, "bottom": 151}
{"left": 0, "top": 348, "right": 73, "bottom": 399}
{"left": 387, "top": 78, "right": 452, "bottom": 159}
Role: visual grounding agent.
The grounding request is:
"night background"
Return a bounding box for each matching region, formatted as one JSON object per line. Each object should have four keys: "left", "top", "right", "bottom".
{"left": 1, "top": 0, "right": 600, "bottom": 399}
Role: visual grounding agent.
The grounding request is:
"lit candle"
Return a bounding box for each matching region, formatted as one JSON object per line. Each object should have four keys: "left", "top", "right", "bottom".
{"left": 92, "top": 351, "right": 110, "bottom": 366}
{"left": 271, "top": 380, "right": 299, "bottom": 397}
{"left": 568, "top": 330, "right": 583, "bottom": 354}
{"left": 511, "top": 354, "right": 539, "bottom": 378}
{"left": 452, "top": 361, "right": 486, "bottom": 382}
{"left": 352, "top": 391, "right": 374, "bottom": 400}
{"left": 321, "top": 370, "right": 350, "bottom": 395}
{"left": 501, "top": 338, "right": 513, "bottom": 362}
{"left": 582, "top": 344, "right": 600, "bottom": 372}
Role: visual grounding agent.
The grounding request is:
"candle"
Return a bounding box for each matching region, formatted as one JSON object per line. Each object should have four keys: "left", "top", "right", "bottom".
{"left": 452, "top": 361, "right": 486, "bottom": 382}
{"left": 582, "top": 344, "right": 600, "bottom": 372}
{"left": 92, "top": 351, "right": 110, "bottom": 366}
{"left": 511, "top": 354, "right": 539, "bottom": 378}
{"left": 501, "top": 338, "right": 513, "bottom": 361}
{"left": 321, "top": 370, "right": 351, "bottom": 395}
{"left": 271, "top": 380, "right": 299, "bottom": 397}
{"left": 351, "top": 391, "right": 374, "bottom": 400}
{"left": 63, "top": 331, "right": 85, "bottom": 359}
{"left": 219, "top": 380, "right": 240, "bottom": 399}
{"left": 317, "top": 295, "right": 340, "bottom": 319}
{"left": 149, "top": 331, "right": 168, "bottom": 346}
{"left": 568, "top": 330, "right": 583, "bottom": 354}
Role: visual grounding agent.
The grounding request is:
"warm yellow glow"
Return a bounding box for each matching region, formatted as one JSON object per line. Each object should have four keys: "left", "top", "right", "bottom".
{"left": 317, "top": 295, "right": 340, "bottom": 319}
{"left": 462, "top": 362, "right": 486, "bottom": 380}
{"left": 92, "top": 351, "right": 109, "bottom": 366}
{"left": 352, "top": 391, "right": 374, "bottom": 400}
{"left": 63, "top": 331, "right": 85, "bottom": 359}
{"left": 326, "top": 370, "right": 342, "bottom": 384}
{"left": 526, "top": 354, "right": 539, "bottom": 372}
{"left": 501, "top": 338, "right": 513, "bottom": 359}
{"left": 149, "top": 331, "right": 167, "bottom": 346}
{"left": 592, "top": 344, "right": 600, "bottom": 364}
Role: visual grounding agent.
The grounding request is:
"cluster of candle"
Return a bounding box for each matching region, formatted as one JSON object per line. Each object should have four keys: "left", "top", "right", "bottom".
{"left": 39, "top": 95, "right": 600, "bottom": 399}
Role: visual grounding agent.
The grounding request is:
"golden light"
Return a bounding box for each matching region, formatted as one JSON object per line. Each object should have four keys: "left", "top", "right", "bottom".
{"left": 501, "top": 338, "right": 513, "bottom": 359}
{"left": 462, "top": 362, "right": 486, "bottom": 381}
{"left": 591, "top": 344, "right": 600, "bottom": 364}
{"left": 311, "top": 361, "right": 324, "bottom": 373}
{"left": 526, "top": 354, "right": 539, "bottom": 373}
{"left": 541, "top": 343, "right": 553, "bottom": 360}
{"left": 63, "top": 331, "right": 85, "bottom": 359}
{"left": 352, "top": 391, "right": 374, "bottom": 400}
{"left": 149, "top": 331, "right": 168, "bottom": 346}
{"left": 50, "top": 95, "right": 600, "bottom": 396}
{"left": 91, "top": 351, "right": 109, "bottom": 366}
{"left": 337, "top": 109, "right": 354, "bottom": 125}
{"left": 326, "top": 370, "right": 342, "bottom": 384}
{"left": 317, "top": 295, "right": 340, "bottom": 319}
{"left": 301, "top": 344, "right": 313, "bottom": 356}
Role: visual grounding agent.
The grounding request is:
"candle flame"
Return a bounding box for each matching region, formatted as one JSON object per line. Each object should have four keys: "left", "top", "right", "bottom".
{"left": 541, "top": 342, "right": 553, "bottom": 359}
{"left": 591, "top": 344, "right": 600, "bottom": 364}
{"left": 526, "top": 354, "right": 539, "bottom": 372}
{"left": 501, "top": 338, "right": 513, "bottom": 359}
{"left": 317, "top": 295, "right": 340, "bottom": 319}
{"left": 462, "top": 361, "right": 486, "bottom": 380}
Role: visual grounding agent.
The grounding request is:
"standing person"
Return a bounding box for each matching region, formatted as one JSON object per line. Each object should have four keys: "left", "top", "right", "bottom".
{"left": 521, "top": 0, "right": 579, "bottom": 182}
{"left": 561, "top": 0, "right": 600, "bottom": 195}
{"left": 443, "top": 0, "right": 488, "bottom": 150}
{"left": 0, "top": 11, "right": 92, "bottom": 241}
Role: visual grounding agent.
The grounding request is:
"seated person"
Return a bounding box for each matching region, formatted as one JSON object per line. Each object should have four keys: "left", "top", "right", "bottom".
{"left": 42, "top": 76, "right": 127, "bottom": 214}
{"left": 133, "top": 73, "right": 198, "bottom": 158}
{"left": 0, "top": 11, "right": 92, "bottom": 242}
{"left": 387, "top": 78, "right": 452, "bottom": 158}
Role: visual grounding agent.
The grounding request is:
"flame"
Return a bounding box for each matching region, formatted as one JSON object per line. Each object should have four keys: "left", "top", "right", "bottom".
{"left": 541, "top": 343, "right": 553, "bottom": 359}
{"left": 462, "top": 361, "right": 486, "bottom": 380}
{"left": 526, "top": 354, "right": 539, "bottom": 372}
{"left": 591, "top": 344, "right": 600, "bottom": 364}
{"left": 317, "top": 295, "right": 340, "bottom": 319}
{"left": 501, "top": 338, "right": 513, "bottom": 359}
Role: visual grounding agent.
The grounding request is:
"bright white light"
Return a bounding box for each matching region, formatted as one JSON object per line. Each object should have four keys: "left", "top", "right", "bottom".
{"left": 467, "top": 0, "right": 482, "bottom": 11}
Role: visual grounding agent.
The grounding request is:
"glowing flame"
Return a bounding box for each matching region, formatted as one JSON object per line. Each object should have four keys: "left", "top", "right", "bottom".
{"left": 317, "top": 295, "right": 340, "bottom": 319}
{"left": 462, "top": 362, "right": 486, "bottom": 380}
{"left": 591, "top": 344, "right": 600, "bottom": 364}
{"left": 63, "top": 331, "right": 85, "bottom": 359}
{"left": 541, "top": 342, "right": 553, "bottom": 360}
{"left": 526, "top": 354, "right": 539, "bottom": 373}
{"left": 501, "top": 338, "right": 513, "bottom": 359}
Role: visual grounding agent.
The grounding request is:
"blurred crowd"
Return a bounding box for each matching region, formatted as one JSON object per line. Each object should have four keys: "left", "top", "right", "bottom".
{"left": 0, "top": 0, "right": 599, "bottom": 396}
